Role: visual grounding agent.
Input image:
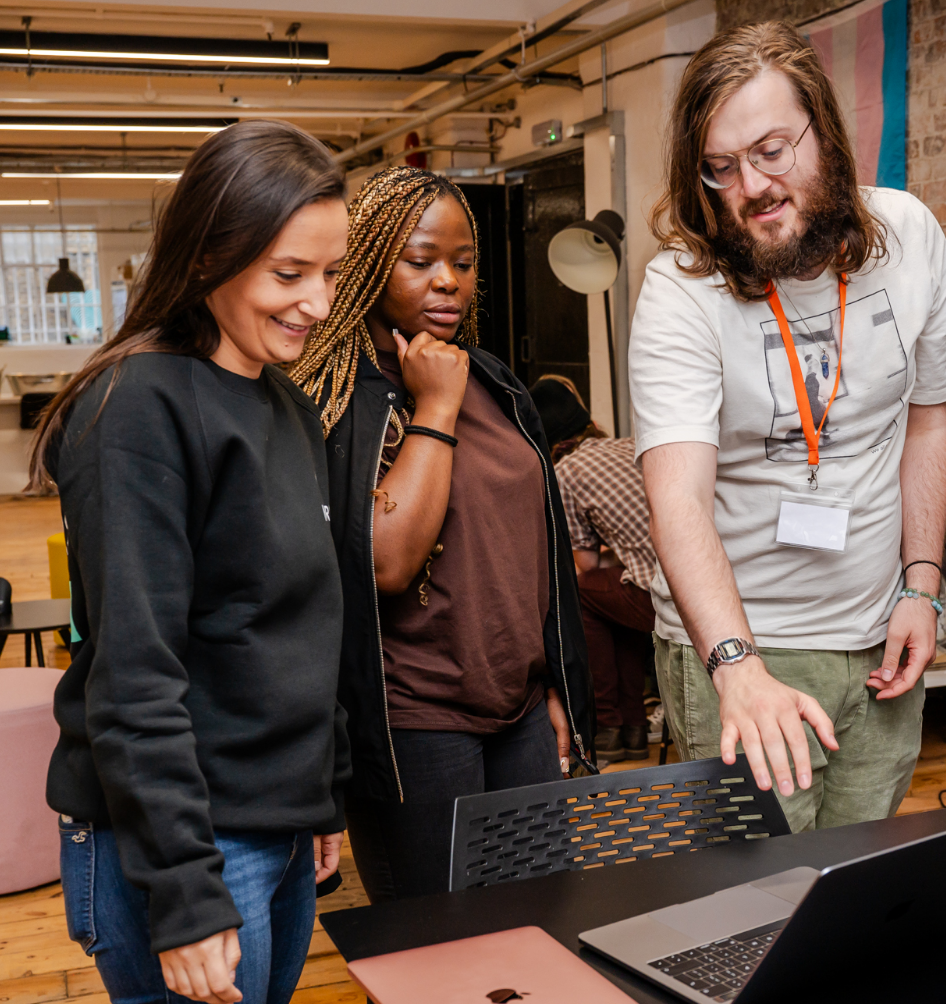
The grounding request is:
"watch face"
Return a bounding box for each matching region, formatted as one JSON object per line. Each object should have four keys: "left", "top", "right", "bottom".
{"left": 720, "top": 640, "right": 742, "bottom": 659}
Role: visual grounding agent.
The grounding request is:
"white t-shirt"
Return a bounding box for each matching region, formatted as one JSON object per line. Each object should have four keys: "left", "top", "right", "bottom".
{"left": 629, "top": 188, "right": 946, "bottom": 650}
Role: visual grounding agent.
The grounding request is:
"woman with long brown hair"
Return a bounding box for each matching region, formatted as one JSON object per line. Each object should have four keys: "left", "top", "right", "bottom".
{"left": 291, "top": 166, "right": 595, "bottom": 902}
{"left": 31, "top": 121, "right": 350, "bottom": 1004}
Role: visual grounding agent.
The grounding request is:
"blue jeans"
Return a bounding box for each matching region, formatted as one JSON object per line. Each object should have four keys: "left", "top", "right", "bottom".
{"left": 59, "top": 817, "right": 315, "bottom": 1004}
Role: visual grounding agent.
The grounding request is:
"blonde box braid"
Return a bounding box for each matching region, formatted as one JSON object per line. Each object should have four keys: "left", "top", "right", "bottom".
{"left": 290, "top": 165, "right": 480, "bottom": 438}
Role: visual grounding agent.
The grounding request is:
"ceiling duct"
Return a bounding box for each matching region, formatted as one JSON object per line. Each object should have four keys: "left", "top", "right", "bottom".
{"left": 334, "top": 0, "right": 699, "bottom": 166}
{"left": 0, "top": 29, "right": 329, "bottom": 69}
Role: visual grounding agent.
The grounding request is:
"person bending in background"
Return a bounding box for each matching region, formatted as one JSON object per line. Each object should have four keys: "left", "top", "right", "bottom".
{"left": 29, "top": 122, "right": 351, "bottom": 1004}
{"left": 290, "top": 166, "right": 595, "bottom": 902}
{"left": 532, "top": 376, "right": 657, "bottom": 763}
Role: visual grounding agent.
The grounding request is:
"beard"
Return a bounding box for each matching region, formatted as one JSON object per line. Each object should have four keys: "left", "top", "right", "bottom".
{"left": 711, "top": 146, "right": 852, "bottom": 283}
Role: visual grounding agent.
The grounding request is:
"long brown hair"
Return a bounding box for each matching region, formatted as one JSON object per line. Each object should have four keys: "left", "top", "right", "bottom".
{"left": 290, "top": 166, "right": 478, "bottom": 436}
{"left": 650, "top": 20, "right": 888, "bottom": 301}
{"left": 29, "top": 119, "right": 345, "bottom": 491}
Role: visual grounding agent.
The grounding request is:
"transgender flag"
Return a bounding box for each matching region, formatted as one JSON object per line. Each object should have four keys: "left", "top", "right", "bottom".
{"left": 808, "top": 0, "right": 907, "bottom": 189}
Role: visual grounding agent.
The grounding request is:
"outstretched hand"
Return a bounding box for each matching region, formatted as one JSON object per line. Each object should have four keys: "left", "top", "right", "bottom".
{"left": 713, "top": 656, "right": 838, "bottom": 795}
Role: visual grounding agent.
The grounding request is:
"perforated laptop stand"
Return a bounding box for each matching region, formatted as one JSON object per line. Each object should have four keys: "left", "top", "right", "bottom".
{"left": 449, "top": 753, "right": 790, "bottom": 891}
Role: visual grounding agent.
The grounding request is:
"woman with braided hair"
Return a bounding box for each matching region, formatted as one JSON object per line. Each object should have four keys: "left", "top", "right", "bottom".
{"left": 290, "top": 166, "right": 595, "bottom": 901}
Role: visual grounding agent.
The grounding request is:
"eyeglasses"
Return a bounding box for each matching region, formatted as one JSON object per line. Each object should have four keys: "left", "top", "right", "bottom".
{"left": 700, "top": 118, "right": 813, "bottom": 190}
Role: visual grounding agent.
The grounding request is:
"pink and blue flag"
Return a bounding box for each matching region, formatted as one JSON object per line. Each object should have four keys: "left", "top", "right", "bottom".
{"left": 809, "top": 0, "right": 907, "bottom": 189}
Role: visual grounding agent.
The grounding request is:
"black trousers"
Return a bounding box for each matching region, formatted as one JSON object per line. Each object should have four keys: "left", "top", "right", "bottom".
{"left": 346, "top": 699, "right": 560, "bottom": 903}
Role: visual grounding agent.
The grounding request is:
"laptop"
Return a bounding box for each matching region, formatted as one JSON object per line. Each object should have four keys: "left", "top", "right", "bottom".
{"left": 348, "top": 925, "right": 636, "bottom": 1004}
{"left": 579, "top": 828, "right": 946, "bottom": 1003}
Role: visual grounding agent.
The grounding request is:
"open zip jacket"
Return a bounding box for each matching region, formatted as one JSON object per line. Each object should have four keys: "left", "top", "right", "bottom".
{"left": 322, "top": 343, "right": 595, "bottom": 802}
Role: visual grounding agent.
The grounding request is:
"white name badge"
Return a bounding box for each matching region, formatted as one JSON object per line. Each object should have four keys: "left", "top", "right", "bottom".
{"left": 775, "top": 483, "right": 854, "bottom": 552}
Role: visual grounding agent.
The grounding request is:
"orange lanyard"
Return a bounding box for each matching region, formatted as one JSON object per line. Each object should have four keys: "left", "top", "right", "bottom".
{"left": 767, "top": 275, "right": 847, "bottom": 489}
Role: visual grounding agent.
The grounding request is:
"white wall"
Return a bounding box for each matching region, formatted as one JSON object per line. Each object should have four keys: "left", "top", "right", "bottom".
{"left": 577, "top": 0, "right": 716, "bottom": 432}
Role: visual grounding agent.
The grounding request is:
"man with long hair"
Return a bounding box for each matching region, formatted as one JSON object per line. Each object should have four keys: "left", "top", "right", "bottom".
{"left": 631, "top": 21, "right": 946, "bottom": 830}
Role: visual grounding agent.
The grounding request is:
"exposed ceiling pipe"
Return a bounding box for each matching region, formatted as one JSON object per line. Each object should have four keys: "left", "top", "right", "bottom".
{"left": 0, "top": 60, "right": 500, "bottom": 83}
{"left": 0, "top": 106, "right": 519, "bottom": 122}
{"left": 461, "top": 0, "right": 614, "bottom": 76}
{"left": 0, "top": 6, "right": 274, "bottom": 31}
{"left": 399, "top": 0, "right": 614, "bottom": 109}
{"left": 334, "top": 0, "right": 698, "bottom": 167}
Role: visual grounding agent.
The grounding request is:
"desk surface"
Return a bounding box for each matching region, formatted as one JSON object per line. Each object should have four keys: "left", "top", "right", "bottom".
{"left": 0, "top": 598, "right": 71, "bottom": 633}
{"left": 322, "top": 809, "right": 946, "bottom": 1004}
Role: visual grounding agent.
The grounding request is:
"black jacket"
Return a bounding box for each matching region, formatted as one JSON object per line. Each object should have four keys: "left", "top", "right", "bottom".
{"left": 48, "top": 354, "right": 350, "bottom": 953}
{"left": 323, "top": 344, "right": 595, "bottom": 802}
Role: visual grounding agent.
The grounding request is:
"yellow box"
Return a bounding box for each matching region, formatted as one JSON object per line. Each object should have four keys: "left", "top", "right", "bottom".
{"left": 48, "top": 531, "right": 69, "bottom": 599}
{"left": 48, "top": 532, "right": 70, "bottom": 647}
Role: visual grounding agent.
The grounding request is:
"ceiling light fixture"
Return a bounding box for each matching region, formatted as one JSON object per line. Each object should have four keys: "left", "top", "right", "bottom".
{"left": 2, "top": 171, "right": 181, "bottom": 180}
{"left": 46, "top": 176, "right": 85, "bottom": 295}
{"left": 0, "top": 29, "right": 329, "bottom": 67}
{"left": 0, "top": 198, "right": 50, "bottom": 204}
{"left": 0, "top": 121, "right": 225, "bottom": 133}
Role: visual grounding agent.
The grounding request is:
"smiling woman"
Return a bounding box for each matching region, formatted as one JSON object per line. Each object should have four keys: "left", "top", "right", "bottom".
{"left": 26, "top": 121, "right": 353, "bottom": 1004}
{"left": 291, "top": 166, "right": 594, "bottom": 904}
{"left": 206, "top": 198, "right": 348, "bottom": 378}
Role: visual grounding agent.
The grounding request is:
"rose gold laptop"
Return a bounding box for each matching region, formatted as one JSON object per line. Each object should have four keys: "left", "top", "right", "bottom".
{"left": 347, "top": 925, "right": 636, "bottom": 1003}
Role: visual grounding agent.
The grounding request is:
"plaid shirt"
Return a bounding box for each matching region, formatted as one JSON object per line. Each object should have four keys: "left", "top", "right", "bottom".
{"left": 554, "top": 436, "right": 656, "bottom": 592}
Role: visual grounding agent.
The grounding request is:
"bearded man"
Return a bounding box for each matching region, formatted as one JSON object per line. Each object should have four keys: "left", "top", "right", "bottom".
{"left": 630, "top": 20, "right": 946, "bottom": 831}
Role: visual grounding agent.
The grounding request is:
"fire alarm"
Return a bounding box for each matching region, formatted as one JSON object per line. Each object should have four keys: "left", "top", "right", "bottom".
{"left": 404, "top": 131, "right": 427, "bottom": 169}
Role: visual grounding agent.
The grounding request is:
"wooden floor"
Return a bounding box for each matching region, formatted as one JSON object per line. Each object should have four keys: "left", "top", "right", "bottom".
{"left": 2, "top": 495, "right": 945, "bottom": 1004}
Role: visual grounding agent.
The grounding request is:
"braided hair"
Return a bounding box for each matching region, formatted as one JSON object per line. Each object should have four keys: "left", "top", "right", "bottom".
{"left": 290, "top": 165, "right": 479, "bottom": 436}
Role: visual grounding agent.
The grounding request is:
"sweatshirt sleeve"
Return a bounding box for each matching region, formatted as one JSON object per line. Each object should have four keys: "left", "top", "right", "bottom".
{"left": 323, "top": 699, "right": 351, "bottom": 833}
{"left": 65, "top": 369, "right": 243, "bottom": 954}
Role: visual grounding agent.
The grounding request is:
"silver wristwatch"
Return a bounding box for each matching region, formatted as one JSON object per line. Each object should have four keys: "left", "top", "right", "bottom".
{"left": 704, "top": 637, "right": 759, "bottom": 678}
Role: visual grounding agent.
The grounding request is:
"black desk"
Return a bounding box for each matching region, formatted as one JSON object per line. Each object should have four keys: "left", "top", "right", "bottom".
{"left": 322, "top": 809, "right": 946, "bottom": 1003}
{"left": 0, "top": 598, "right": 70, "bottom": 666}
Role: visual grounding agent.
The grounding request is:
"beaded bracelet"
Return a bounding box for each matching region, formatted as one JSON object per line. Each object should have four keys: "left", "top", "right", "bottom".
{"left": 898, "top": 587, "right": 944, "bottom": 615}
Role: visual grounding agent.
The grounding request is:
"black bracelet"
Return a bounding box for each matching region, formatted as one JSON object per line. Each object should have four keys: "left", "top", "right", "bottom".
{"left": 903, "top": 559, "right": 943, "bottom": 576}
{"left": 404, "top": 425, "right": 458, "bottom": 448}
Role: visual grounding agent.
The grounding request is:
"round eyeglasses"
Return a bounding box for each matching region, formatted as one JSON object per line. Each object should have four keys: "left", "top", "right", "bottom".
{"left": 700, "top": 118, "right": 813, "bottom": 190}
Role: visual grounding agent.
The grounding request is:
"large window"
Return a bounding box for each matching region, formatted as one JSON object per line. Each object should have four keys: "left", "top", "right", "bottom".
{"left": 0, "top": 226, "right": 102, "bottom": 344}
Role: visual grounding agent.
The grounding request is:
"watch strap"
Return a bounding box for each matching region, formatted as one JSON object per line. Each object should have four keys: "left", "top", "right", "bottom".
{"left": 705, "top": 638, "right": 759, "bottom": 677}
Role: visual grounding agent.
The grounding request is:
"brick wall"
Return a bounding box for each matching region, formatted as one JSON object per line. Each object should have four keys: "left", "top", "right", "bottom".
{"left": 908, "top": 1, "right": 946, "bottom": 224}
{"left": 716, "top": 0, "right": 853, "bottom": 31}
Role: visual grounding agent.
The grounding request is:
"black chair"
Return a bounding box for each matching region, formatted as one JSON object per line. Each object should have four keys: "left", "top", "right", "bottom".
{"left": 449, "top": 753, "right": 790, "bottom": 891}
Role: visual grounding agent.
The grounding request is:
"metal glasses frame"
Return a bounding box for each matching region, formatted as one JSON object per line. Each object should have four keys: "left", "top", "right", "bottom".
{"left": 700, "top": 117, "right": 813, "bottom": 190}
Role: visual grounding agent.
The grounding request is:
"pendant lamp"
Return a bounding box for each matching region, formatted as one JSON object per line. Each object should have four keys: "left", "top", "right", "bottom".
{"left": 46, "top": 178, "right": 85, "bottom": 295}
{"left": 547, "top": 209, "right": 624, "bottom": 435}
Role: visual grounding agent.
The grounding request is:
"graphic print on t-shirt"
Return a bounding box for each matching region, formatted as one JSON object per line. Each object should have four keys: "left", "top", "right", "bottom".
{"left": 762, "top": 289, "right": 907, "bottom": 462}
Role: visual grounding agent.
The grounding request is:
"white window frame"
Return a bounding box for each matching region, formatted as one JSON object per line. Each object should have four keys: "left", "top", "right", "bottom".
{"left": 0, "top": 225, "right": 103, "bottom": 345}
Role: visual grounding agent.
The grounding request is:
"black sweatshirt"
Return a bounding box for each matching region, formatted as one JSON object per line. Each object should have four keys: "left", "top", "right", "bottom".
{"left": 46, "top": 353, "right": 350, "bottom": 954}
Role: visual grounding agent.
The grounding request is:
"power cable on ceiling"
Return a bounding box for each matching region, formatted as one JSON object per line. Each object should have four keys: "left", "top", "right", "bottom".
{"left": 581, "top": 50, "right": 696, "bottom": 88}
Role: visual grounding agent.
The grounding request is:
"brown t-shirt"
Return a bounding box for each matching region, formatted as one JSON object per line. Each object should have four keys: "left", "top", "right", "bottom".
{"left": 375, "top": 348, "right": 549, "bottom": 733}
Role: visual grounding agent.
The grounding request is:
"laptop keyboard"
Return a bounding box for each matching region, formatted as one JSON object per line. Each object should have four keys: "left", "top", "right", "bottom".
{"left": 648, "top": 920, "right": 785, "bottom": 1001}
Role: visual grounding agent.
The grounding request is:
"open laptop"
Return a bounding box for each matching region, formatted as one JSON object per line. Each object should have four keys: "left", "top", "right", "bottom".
{"left": 348, "top": 925, "right": 636, "bottom": 1004}
{"left": 580, "top": 828, "right": 945, "bottom": 1003}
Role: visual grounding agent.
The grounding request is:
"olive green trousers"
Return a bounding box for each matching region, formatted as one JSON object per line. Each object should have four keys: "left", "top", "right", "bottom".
{"left": 654, "top": 638, "right": 924, "bottom": 832}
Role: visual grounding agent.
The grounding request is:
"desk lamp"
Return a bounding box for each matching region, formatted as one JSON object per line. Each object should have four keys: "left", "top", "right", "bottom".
{"left": 547, "top": 209, "right": 624, "bottom": 434}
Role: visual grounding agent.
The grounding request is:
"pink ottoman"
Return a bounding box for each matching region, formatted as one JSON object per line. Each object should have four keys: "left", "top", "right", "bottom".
{"left": 0, "top": 667, "right": 63, "bottom": 894}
